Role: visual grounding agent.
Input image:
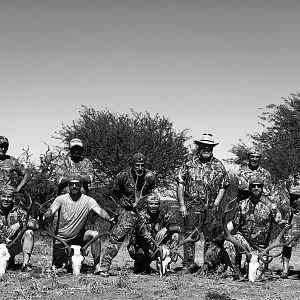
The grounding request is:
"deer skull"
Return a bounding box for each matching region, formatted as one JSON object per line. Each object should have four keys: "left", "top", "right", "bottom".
{"left": 0, "top": 244, "right": 10, "bottom": 276}
{"left": 71, "top": 245, "right": 84, "bottom": 276}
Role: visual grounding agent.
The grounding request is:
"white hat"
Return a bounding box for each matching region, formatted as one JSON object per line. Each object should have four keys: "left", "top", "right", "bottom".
{"left": 194, "top": 133, "right": 219, "bottom": 146}
{"left": 69, "top": 138, "right": 83, "bottom": 148}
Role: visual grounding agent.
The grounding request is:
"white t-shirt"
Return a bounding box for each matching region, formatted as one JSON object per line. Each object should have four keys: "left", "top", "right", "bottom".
{"left": 51, "top": 193, "right": 98, "bottom": 241}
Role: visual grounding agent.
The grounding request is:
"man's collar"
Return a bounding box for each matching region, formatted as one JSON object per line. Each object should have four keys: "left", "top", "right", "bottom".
{"left": 0, "top": 205, "right": 17, "bottom": 215}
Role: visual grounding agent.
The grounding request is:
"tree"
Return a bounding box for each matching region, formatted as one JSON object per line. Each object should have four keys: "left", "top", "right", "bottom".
{"left": 227, "top": 93, "right": 300, "bottom": 182}
{"left": 56, "top": 106, "right": 190, "bottom": 188}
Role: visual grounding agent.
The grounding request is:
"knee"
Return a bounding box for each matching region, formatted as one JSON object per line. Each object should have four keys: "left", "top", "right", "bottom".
{"left": 89, "top": 230, "right": 99, "bottom": 239}
{"left": 23, "top": 229, "right": 34, "bottom": 241}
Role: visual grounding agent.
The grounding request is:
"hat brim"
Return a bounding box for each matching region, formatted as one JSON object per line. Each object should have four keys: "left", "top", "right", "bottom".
{"left": 194, "top": 140, "right": 219, "bottom": 146}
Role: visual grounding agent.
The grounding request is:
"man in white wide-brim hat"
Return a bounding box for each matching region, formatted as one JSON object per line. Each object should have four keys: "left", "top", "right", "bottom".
{"left": 176, "top": 133, "right": 230, "bottom": 274}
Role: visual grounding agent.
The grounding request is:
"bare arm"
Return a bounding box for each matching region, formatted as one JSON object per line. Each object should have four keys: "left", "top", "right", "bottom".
{"left": 16, "top": 171, "right": 30, "bottom": 193}
{"left": 92, "top": 205, "right": 111, "bottom": 221}
{"left": 227, "top": 221, "right": 234, "bottom": 232}
{"left": 214, "top": 188, "right": 226, "bottom": 207}
{"left": 43, "top": 202, "right": 61, "bottom": 220}
{"left": 177, "top": 183, "right": 187, "bottom": 217}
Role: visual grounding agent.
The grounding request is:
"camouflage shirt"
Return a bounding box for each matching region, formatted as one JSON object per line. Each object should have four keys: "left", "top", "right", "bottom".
{"left": 129, "top": 208, "right": 177, "bottom": 250}
{"left": 235, "top": 164, "right": 272, "bottom": 196}
{"left": 0, "top": 206, "right": 27, "bottom": 242}
{"left": 233, "top": 195, "right": 283, "bottom": 248}
{"left": 56, "top": 154, "right": 94, "bottom": 193}
{"left": 0, "top": 155, "right": 26, "bottom": 189}
{"left": 112, "top": 168, "right": 156, "bottom": 209}
{"left": 176, "top": 156, "right": 230, "bottom": 209}
{"left": 56, "top": 155, "right": 94, "bottom": 184}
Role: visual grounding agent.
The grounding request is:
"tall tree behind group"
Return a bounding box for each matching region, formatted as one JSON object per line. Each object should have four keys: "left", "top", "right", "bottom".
{"left": 227, "top": 93, "right": 300, "bottom": 182}
{"left": 57, "top": 106, "right": 190, "bottom": 187}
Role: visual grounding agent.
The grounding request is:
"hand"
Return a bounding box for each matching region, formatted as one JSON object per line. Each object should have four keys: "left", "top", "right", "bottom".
{"left": 170, "top": 233, "right": 179, "bottom": 248}
{"left": 155, "top": 228, "right": 167, "bottom": 245}
{"left": 179, "top": 205, "right": 187, "bottom": 218}
{"left": 38, "top": 215, "right": 48, "bottom": 228}
{"left": 7, "top": 223, "right": 20, "bottom": 238}
{"left": 108, "top": 215, "right": 118, "bottom": 226}
{"left": 211, "top": 204, "right": 219, "bottom": 215}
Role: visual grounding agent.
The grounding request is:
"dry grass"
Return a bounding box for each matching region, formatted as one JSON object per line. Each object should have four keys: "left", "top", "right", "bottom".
{"left": 0, "top": 232, "right": 299, "bottom": 300}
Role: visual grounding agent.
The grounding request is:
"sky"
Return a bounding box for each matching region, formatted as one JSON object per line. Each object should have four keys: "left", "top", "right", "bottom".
{"left": 1, "top": 0, "right": 300, "bottom": 164}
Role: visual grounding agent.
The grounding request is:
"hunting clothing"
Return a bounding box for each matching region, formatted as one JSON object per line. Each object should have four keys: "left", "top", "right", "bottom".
{"left": 127, "top": 207, "right": 179, "bottom": 273}
{"left": 0, "top": 156, "right": 26, "bottom": 190}
{"left": 56, "top": 154, "right": 94, "bottom": 194}
{"left": 224, "top": 195, "right": 285, "bottom": 276}
{"left": 235, "top": 164, "right": 272, "bottom": 201}
{"left": 100, "top": 167, "right": 156, "bottom": 271}
{"left": 176, "top": 155, "right": 230, "bottom": 269}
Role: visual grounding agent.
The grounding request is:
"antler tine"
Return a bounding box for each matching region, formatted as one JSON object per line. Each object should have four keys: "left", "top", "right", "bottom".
{"left": 175, "top": 227, "right": 201, "bottom": 250}
{"left": 22, "top": 190, "right": 33, "bottom": 212}
{"left": 81, "top": 232, "right": 111, "bottom": 256}
{"left": 258, "top": 226, "right": 295, "bottom": 263}
{"left": 46, "top": 230, "right": 72, "bottom": 254}
{"left": 222, "top": 199, "right": 251, "bottom": 258}
{"left": 36, "top": 197, "right": 54, "bottom": 209}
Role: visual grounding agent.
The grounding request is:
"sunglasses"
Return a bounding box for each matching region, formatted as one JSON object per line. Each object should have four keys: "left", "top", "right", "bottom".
{"left": 250, "top": 184, "right": 263, "bottom": 188}
{"left": 69, "top": 181, "right": 82, "bottom": 187}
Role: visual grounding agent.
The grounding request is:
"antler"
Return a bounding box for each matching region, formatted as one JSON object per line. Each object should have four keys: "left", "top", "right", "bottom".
{"left": 168, "top": 201, "right": 215, "bottom": 262}
{"left": 80, "top": 232, "right": 111, "bottom": 256}
{"left": 222, "top": 199, "right": 252, "bottom": 259}
{"left": 7, "top": 190, "right": 33, "bottom": 249}
{"left": 46, "top": 230, "right": 72, "bottom": 256}
{"left": 258, "top": 224, "right": 295, "bottom": 264}
{"left": 36, "top": 197, "right": 54, "bottom": 214}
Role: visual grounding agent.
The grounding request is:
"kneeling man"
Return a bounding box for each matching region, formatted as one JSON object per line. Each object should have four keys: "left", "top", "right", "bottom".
{"left": 43, "top": 175, "right": 114, "bottom": 271}
{"left": 0, "top": 185, "right": 38, "bottom": 271}
{"left": 127, "top": 194, "right": 180, "bottom": 274}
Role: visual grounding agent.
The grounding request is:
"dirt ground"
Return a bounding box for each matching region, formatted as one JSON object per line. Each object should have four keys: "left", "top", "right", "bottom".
{"left": 1, "top": 233, "right": 300, "bottom": 300}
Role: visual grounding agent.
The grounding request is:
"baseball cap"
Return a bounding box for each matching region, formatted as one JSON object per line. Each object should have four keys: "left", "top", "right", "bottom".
{"left": 69, "top": 138, "right": 83, "bottom": 148}
{"left": 131, "top": 153, "right": 145, "bottom": 164}
{"left": 0, "top": 136, "right": 9, "bottom": 146}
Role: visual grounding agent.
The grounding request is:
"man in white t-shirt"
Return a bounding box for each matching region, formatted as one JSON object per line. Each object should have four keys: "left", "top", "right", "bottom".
{"left": 43, "top": 175, "right": 114, "bottom": 270}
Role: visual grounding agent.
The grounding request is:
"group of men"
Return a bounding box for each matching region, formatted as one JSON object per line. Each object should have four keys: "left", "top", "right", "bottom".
{"left": 0, "top": 133, "right": 299, "bottom": 280}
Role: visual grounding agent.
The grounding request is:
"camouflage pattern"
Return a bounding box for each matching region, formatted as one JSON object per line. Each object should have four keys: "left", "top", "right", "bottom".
{"left": 283, "top": 211, "right": 300, "bottom": 246}
{"left": 100, "top": 208, "right": 139, "bottom": 270}
{"left": 176, "top": 156, "right": 230, "bottom": 209}
{"left": 56, "top": 155, "right": 94, "bottom": 193}
{"left": 0, "top": 156, "right": 26, "bottom": 190}
{"left": 176, "top": 156, "right": 229, "bottom": 268}
{"left": 223, "top": 233, "right": 264, "bottom": 276}
{"left": 127, "top": 208, "right": 178, "bottom": 272}
{"left": 100, "top": 167, "right": 156, "bottom": 271}
{"left": 233, "top": 195, "right": 284, "bottom": 248}
{"left": 235, "top": 164, "right": 272, "bottom": 200}
{"left": 112, "top": 168, "right": 156, "bottom": 209}
{"left": 0, "top": 206, "right": 27, "bottom": 243}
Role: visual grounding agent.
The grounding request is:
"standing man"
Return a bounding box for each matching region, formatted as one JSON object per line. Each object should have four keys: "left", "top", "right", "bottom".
{"left": 0, "top": 136, "right": 30, "bottom": 192}
{"left": 0, "top": 185, "right": 38, "bottom": 271}
{"left": 176, "top": 133, "right": 230, "bottom": 273}
{"left": 235, "top": 147, "right": 272, "bottom": 202}
{"left": 95, "top": 153, "right": 156, "bottom": 276}
{"left": 223, "top": 175, "right": 287, "bottom": 280}
{"left": 127, "top": 193, "right": 180, "bottom": 274}
{"left": 43, "top": 175, "right": 114, "bottom": 270}
{"left": 280, "top": 172, "right": 300, "bottom": 278}
{"left": 56, "top": 138, "right": 94, "bottom": 195}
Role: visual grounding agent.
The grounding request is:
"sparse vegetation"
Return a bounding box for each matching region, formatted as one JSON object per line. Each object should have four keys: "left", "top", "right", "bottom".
{"left": 0, "top": 233, "right": 298, "bottom": 300}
